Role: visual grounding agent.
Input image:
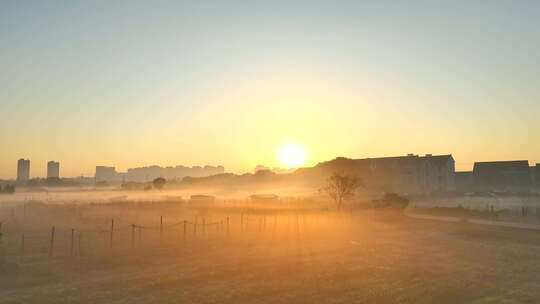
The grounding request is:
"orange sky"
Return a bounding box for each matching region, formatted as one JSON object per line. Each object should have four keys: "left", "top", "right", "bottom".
{"left": 1, "top": 1, "right": 539, "bottom": 179}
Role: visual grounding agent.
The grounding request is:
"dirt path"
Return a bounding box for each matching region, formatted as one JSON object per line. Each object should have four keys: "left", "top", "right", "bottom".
{"left": 404, "top": 206, "right": 540, "bottom": 231}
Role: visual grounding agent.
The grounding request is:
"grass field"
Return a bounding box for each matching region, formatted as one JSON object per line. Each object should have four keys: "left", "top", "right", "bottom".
{"left": 1, "top": 203, "right": 540, "bottom": 303}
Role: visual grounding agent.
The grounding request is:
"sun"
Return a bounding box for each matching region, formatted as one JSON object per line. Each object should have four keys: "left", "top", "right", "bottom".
{"left": 278, "top": 143, "right": 307, "bottom": 168}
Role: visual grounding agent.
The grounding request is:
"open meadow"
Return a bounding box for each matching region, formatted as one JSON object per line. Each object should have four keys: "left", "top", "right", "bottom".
{"left": 1, "top": 196, "right": 540, "bottom": 304}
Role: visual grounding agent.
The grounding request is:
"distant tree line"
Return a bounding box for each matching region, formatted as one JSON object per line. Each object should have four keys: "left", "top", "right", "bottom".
{"left": 24, "top": 177, "right": 79, "bottom": 187}
{"left": 119, "top": 178, "right": 167, "bottom": 191}
{"left": 0, "top": 184, "right": 16, "bottom": 194}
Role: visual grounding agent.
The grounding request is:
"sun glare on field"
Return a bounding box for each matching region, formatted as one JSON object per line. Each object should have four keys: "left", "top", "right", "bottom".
{"left": 278, "top": 143, "right": 307, "bottom": 167}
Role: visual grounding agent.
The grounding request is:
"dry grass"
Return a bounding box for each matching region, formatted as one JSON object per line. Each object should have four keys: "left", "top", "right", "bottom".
{"left": 1, "top": 202, "right": 540, "bottom": 303}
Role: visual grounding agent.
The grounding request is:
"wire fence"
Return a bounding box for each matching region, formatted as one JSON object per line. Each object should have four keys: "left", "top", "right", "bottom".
{"left": 0, "top": 211, "right": 329, "bottom": 264}
{"left": 6, "top": 200, "right": 537, "bottom": 265}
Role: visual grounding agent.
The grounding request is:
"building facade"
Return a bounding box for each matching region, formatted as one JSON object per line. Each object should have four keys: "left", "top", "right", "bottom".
{"left": 472, "top": 160, "right": 532, "bottom": 192}
{"left": 47, "top": 161, "right": 60, "bottom": 179}
{"left": 17, "top": 159, "right": 30, "bottom": 182}
{"left": 95, "top": 166, "right": 118, "bottom": 182}
{"left": 315, "top": 154, "right": 456, "bottom": 195}
{"left": 533, "top": 164, "right": 540, "bottom": 188}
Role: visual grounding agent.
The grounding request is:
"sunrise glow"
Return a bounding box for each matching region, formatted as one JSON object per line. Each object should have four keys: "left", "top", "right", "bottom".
{"left": 278, "top": 143, "right": 307, "bottom": 168}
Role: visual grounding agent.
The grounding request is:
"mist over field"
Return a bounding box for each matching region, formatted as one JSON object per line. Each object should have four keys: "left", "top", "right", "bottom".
{"left": 2, "top": 156, "right": 540, "bottom": 303}
{"left": 1, "top": 188, "right": 540, "bottom": 303}
{"left": 2, "top": 0, "right": 540, "bottom": 303}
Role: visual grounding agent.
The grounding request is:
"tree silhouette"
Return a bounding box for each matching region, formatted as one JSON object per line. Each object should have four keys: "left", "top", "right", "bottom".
{"left": 321, "top": 173, "right": 362, "bottom": 210}
{"left": 152, "top": 177, "right": 167, "bottom": 191}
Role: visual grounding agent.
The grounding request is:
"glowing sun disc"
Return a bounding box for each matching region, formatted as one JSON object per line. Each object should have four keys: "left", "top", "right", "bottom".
{"left": 278, "top": 143, "right": 306, "bottom": 167}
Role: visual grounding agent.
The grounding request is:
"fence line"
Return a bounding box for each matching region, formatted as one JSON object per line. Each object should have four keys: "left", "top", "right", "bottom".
{"left": 0, "top": 212, "right": 328, "bottom": 263}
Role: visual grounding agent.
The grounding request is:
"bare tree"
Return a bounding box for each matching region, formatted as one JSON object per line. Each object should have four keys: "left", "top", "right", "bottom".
{"left": 152, "top": 177, "right": 167, "bottom": 191}
{"left": 321, "top": 173, "right": 362, "bottom": 210}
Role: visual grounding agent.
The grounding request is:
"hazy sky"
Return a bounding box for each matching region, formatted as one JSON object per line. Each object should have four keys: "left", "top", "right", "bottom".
{"left": 1, "top": 0, "right": 539, "bottom": 178}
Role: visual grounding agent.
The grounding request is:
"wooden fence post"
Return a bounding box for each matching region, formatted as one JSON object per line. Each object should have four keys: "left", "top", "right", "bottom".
{"left": 183, "top": 220, "right": 187, "bottom": 241}
{"left": 70, "top": 229, "right": 75, "bottom": 257}
{"left": 20, "top": 234, "right": 25, "bottom": 255}
{"left": 240, "top": 213, "right": 244, "bottom": 232}
{"left": 110, "top": 219, "right": 115, "bottom": 249}
{"left": 203, "top": 219, "right": 206, "bottom": 235}
{"left": 48, "top": 226, "right": 55, "bottom": 258}
{"left": 131, "top": 224, "right": 135, "bottom": 248}
{"left": 160, "top": 216, "right": 163, "bottom": 244}
{"left": 226, "top": 217, "right": 230, "bottom": 235}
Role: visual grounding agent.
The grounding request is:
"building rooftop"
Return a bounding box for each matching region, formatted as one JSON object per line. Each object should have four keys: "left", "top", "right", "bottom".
{"left": 473, "top": 160, "right": 530, "bottom": 172}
